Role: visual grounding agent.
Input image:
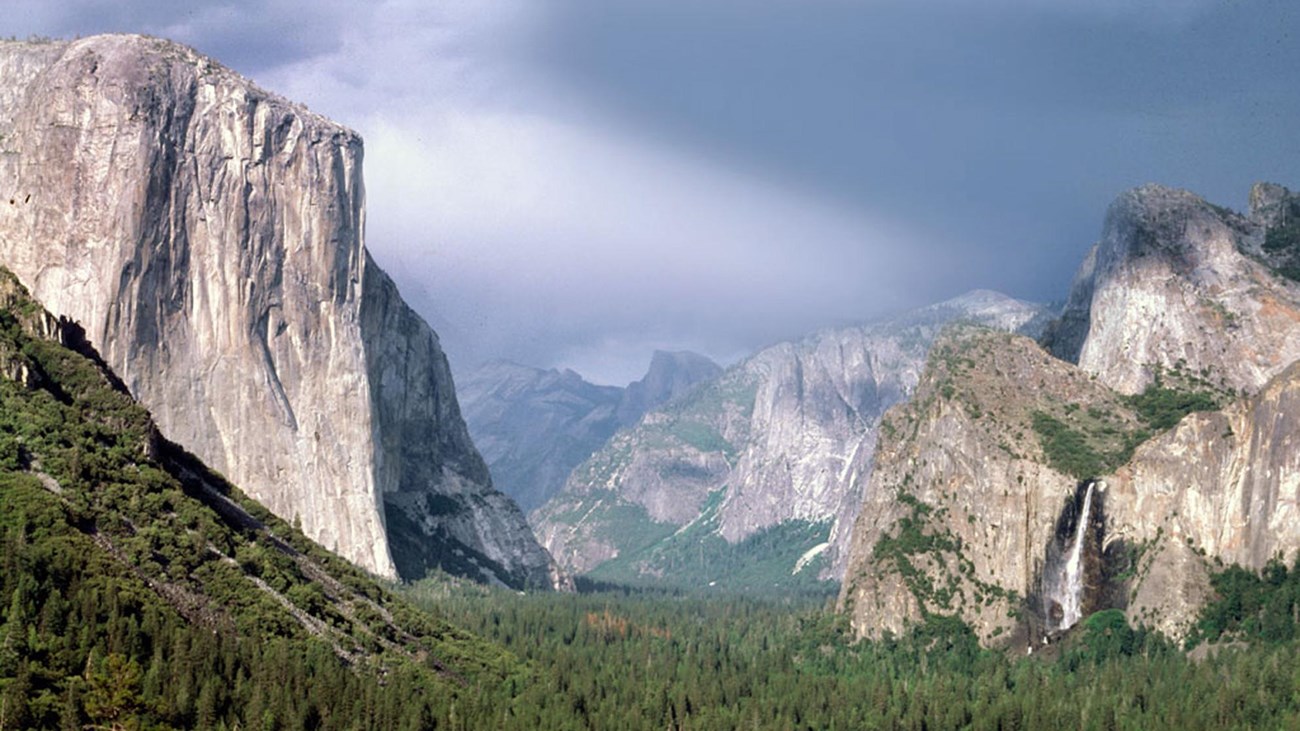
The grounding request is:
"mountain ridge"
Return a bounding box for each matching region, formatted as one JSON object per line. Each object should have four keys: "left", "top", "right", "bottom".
{"left": 461, "top": 350, "right": 721, "bottom": 513}
{"left": 533, "top": 289, "right": 1050, "bottom": 588}
{"left": 1044, "top": 182, "right": 1300, "bottom": 395}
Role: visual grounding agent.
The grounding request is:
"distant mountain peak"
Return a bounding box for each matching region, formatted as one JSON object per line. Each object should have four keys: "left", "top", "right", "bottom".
{"left": 533, "top": 291, "right": 1052, "bottom": 585}
{"left": 618, "top": 350, "right": 723, "bottom": 426}
{"left": 461, "top": 349, "right": 723, "bottom": 515}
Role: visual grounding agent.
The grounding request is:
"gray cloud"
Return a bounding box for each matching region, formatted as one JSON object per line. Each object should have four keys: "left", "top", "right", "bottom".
{"left": 7, "top": 0, "right": 1299, "bottom": 384}
{"left": 11, "top": 0, "right": 354, "bottom": 71}
{"left": 537, "top": 0, "right": 1300, "bottom": 288}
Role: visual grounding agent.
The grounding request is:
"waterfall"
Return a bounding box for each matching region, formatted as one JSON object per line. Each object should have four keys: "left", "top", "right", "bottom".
{"left": 1058, "top": 481, "right": 1095, "bottom": 630}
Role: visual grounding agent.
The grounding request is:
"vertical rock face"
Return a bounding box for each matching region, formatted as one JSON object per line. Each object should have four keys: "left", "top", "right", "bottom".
{"left": 839, "top": 328, "right": 1136, "bottom": 644}
{"left": 842, "top": 184, "right": 1300, "bottom": 645}
{"left": 840, "top": 326, "right": 1300, "bottom": 645}
{"left": 1106, "top": 361, "right": 1300, "bottom": 637}
{"left": 0, "top": 35, "right": 554, "bottom": 588}
{"left": 1044, "top": 184, "right": 1300, "bottom": 395}
{"left": 1246, "top": 183, "right": 1300, "bottom": 277}
{"left": 533, "top": 291, "right": 1049, "bottom": 583}
{"left": 360, "top": 262, "right": 555, "bottom": 586}
{"left": 460, "top": 351, "right": 720, "bottom": 514}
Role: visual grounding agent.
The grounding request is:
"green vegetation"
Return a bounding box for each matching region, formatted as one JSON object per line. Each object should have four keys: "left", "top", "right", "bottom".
{"left": 1187, "top": 556, "right": 1300, "bottom": 647}
{"left": 0, "top": 272, "right": 518, "bottom": 729}
{"left": 635, "top": 375, "right": 757, "bottom": 463}
{"left": 588, "top": 510, "right": 836, "bottom": 597}
{"left": 926, "top": 327, "right": 1227, "bottom": 483}
{"left": 391, "top": 578, "right": 1300, "bottom": 730}
{"left": 8, "top": 267, "right": 1300, "bottom": 729}
{"left": 543, "top": 490, "right": 679, "bottom": 562}
{"left": 1263, "top": 222, "right": 1300, "bottom": 255}
{"left": 1055, "top": 609, "right": 1172, "bottom": 671}
{"left": 670, "top": 421, "right": 733, "bottom": 456}
{"left": 872, "top": 492, "right": 1016, "bottom": 619}
{"left": 1262, "top": 203, "right": 1300, "bottom": 281}
{"left": 1031, "top": 372, "right": 1222, "bottom": 481}
{"left": 587, "top": 497, "right": 678, "bottom": 553}
{"left": 545, "top": 486, "right": 837, "bottom": 597}
{"left": 0, "top": 473, "right": 496, "bottom": 730}
{"left": 1242, "top": 195, "right": 1300, "bottom": 281}
{"left": 569, "top": 376, "right": 753, "bottom": 488}
{"left": 1030, "top": 410, "right": 1142, "bottom": 480}
{"left": 581, "top": 490, "right": 836, "bottom": 596}
{"left": 1126, "top": 379, "right": 1222, "bottom": 431}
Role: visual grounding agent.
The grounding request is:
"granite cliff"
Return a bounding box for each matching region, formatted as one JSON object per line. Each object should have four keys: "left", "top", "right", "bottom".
{"left": 1044, "top": 183, "right": 1300, "bottom": 395}
{"left": 0, "top": 35, "right": 554, "bottom": 588}
{"left": 461, "top": 351, "right": 720, "bottom": 513}
{"left": 840, "top": 326, "right": 1148, "bottom": 644}
{"left": 841, "top": 183, "right": 1300, "bottom": 645}
{"left": 533, "top": 291, "right": 1049, "bottom": 587}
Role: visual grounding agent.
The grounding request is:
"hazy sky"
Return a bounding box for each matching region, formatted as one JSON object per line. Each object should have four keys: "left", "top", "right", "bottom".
{"left": 11, "top": 1, "right": 1300, "bottom": 384}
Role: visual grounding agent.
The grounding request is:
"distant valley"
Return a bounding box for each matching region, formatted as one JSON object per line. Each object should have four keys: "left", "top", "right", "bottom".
{"left": 461, "top": 350, "right": 721, "bottom": 513}
{"left": 518, "top": 290, "right": 1048, "bottom": 593}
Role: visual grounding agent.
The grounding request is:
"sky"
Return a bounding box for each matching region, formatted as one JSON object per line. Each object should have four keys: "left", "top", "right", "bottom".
{"left": 10, "top": 0, "right": 1300, "bottom": 384}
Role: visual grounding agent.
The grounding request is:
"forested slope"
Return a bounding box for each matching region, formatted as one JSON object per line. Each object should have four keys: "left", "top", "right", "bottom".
{"left": 5, "top": 255, "right": 1300, "bottom": 730}
{"left": 0, "top": 269, "right": 518, "bottom": 729}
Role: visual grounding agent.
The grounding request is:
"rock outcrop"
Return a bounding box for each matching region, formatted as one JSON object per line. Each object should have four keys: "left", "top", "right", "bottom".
{"left": 840, "top": 324, "right": 1300, "bottom": 645}
{"left": 842, "top": 183, "right": 1300, "bottom": 645}
{"left": 1044, "top": 184, "right": 1300, "bottom": 395}
{"left": 533, "top": 291, "right": 1049, "bottom": 583}
{"left": 1106, "top": 360, "right": 1300, "bottom": 637}
{"left": 0, "top": 35, "right": 554, "bottom": 588}
{"left": 839, "top": 327, "right": 1147, "bottom": 643}
{"left": 615, "top": 350, "right": 723, "bottom": 426}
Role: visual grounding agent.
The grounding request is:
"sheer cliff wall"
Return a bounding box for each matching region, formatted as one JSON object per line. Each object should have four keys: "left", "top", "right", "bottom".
{"left": 0, "top": 35, "right": 554, "bottom": 587}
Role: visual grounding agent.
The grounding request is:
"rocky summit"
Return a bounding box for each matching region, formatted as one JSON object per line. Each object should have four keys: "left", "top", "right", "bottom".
{"left": 1044, "top": 183, "right": 1300, "bottom": 395}
{"left": 0, "top": 35, "right": 555, "bottom": 588}
{"left": 842, "top": 183, "right": 1300, "bottom": 647}
{"left": 532, "top": 290, "right": 1050, "bottom": 588}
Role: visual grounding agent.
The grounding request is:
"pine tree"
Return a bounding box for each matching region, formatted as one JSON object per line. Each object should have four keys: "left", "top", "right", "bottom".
{"left": 82, "top": 652, "right": 145, "bottom": 731}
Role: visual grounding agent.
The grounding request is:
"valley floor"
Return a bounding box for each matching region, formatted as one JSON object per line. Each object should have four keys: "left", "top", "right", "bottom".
{"left": 400, "top": 574, "right": 1300, "bottom": 730}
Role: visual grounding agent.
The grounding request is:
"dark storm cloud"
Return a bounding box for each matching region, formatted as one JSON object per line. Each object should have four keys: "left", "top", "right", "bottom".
{"left": 7, "top": 1, "right": 1300, "bottom": 384}
{"left": 535, "top": 0, "right": 1300, "bottom": 308}
{"left": 11, "top": 0, "right": 353, "bottom": 72}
